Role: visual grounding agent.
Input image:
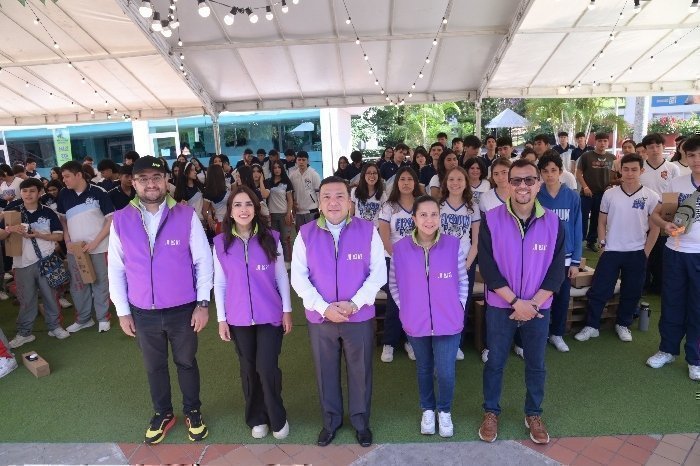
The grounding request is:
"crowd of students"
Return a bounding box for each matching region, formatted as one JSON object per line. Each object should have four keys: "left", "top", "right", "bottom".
{"left": 0, "top": 131, "right": 698, "bottom": 449}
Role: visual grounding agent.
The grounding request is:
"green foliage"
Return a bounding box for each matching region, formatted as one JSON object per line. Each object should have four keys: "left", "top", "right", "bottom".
{"left": 524, "top": 98, "right": 630, "bottom": 139}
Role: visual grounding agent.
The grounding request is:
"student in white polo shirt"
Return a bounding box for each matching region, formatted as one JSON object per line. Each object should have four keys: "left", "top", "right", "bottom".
{"left": 646, "top": 135, "right": 700, "bottom": 381}
{"left": 639, "top": 133, "right": 681, "bottom": 295}
{"left": 57, "top": 161, "right": 115, "bottom": 333}
{"left": 575, "top": 154, "right": 660, "bottom": 343}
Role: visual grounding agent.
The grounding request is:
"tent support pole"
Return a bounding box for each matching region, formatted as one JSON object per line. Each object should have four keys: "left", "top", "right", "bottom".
{"left": 212, "top": 116, "right": 221, "bottom": 155}
{"left": 475, "top": 100, "right": 482, "bottom": 138}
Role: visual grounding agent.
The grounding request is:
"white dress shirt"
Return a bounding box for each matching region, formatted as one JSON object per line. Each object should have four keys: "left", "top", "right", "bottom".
{"left": 108, "top": 199, "right": 213, "bottom": 317}
{"left": 291, "top": 218, "right": 387, "bottom": 317}
{"left": 214, "top": 241, "right": 292, "bottom": 322}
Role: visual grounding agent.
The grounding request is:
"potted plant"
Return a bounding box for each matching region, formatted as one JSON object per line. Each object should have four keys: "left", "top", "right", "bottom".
{"left": 648, "top": 116, "right": 679, "bottom": 146}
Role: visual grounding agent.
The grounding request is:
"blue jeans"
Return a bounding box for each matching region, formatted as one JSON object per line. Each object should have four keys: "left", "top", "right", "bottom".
{"left": 550, "top": 266, "right": 572, "bottom": 337}
{"left": 407, "top": 333, "right": 461, "bottom": 413}
{"left": 580, "top": 192, "right": 603, "bottom": 245}
{"left": 659, "top": 247, "right": 700, "bottom": 366}
{"left": 586, "top": 250, "right": 646, "bottom": 329}
{"left": 483, "top": 305, "right": 550, "bottom": 416}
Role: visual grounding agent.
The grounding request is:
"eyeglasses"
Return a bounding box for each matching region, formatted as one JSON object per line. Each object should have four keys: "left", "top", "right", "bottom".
{"left": 509, "top": 176, "right": 539, "bottom": 187}
{"left": 134, "top": 174, "right": 165, "bottom": 185}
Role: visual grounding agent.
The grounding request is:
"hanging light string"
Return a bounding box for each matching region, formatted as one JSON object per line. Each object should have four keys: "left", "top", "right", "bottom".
{"left": 339, "top": 0, "right": 449, "bottom": 105}
{"left": 570, "top": 0, "right": 629, "bottom": 89}
{"left": 0, "top": 66, "right": 75, "bottom": 106}
{"left": 25, "top": 0, "right": 120, "bottom": 118}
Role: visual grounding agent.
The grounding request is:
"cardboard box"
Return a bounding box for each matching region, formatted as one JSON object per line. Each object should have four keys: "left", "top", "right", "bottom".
{"left": 660, "top": 192, "right": 679, "bottom": 222}
{"left": 579, "top": 257, "right": 587, "bottom": 271}
{"left": 22, "top": 352, "right": 50, "bottom": 378}
{"left": 67, "top": 242, "right": 96, "bottom": 284}
{"left": 3, "top": 210, "right": 23, "bottom": 257}
{"left": 571, "top": 267, "right": 594, "bottom": 288}
{"left": 474, "top": 265, "right": 483, "bottom": 284}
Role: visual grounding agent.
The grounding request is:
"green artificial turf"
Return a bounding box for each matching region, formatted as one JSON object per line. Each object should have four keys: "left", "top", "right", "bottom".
{"left": 0, "top": 251, "right": 697, "bottom": 444}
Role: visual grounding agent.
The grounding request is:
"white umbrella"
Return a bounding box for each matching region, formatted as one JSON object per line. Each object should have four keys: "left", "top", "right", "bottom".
{"left": 486, "top": 109, "right": 529, "bottom": 128}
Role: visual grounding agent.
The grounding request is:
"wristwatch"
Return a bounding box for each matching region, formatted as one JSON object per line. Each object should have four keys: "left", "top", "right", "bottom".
{"left": 350, "top": 301, "right": 359, "bottom": 314}
{"left": 509, "top": 296, "right": 518, "bottom": 306}
{"left": 197, "top": 300, "right": 209, "bottom": 308}
{"left": 599, "top": 240, "right": 606, "bottom": 247}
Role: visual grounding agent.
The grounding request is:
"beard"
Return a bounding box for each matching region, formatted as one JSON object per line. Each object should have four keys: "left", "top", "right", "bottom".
{"left": 139, "top": 188, "right": 167, "bottom": 205}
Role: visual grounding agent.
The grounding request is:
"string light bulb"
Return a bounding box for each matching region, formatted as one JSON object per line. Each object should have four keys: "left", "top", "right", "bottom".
{"left": 346, "top": 17, "right": 351, "bottom": 24}
{"left": 609, "top": 33, "right": 614, "bottom": 41}
{"left": 67, "top": 62, "right": 73, "bottom": 68}
{"left": 363, "top": 53, "right": 368, "bottom": 60}
{"left": 90, "top": 109, "right": 95, "bottom": 115}
{"left": 53, "top": 41, "right": 59, "bottom": 49}
{"left": 249, "top": 11, "right": 259, "bottom": 23}
{"left": 411, "top": 83, "right": 416, "bottom": 89}
{"left": 266, "top": 6, "right": 274, "bottom": 20}
{"left": 180, "top": 52, "right": 185, "bottom": 60}
{"left": 25, "top": 81, "right": 30, "bottom": 87}
{"left": 690, "top": 0, "right": 699, "bottom": 13}
{"left": 81, "top": 77, "right": 86, "bottom": 84}
{"left": 419, "top": 72, "right": 424, "bottom": 78}
{"left": 588, "top": 0, "right": 596, "bottom": 10}
{"left": 178, "top": 39, "right": 183, "bottom": 47}
{"left": 224, "top": 7, "right": 236, "bottom": 24}
{"left": 408, "top": 92, "right": 413, "bottom": 97}
{"left": 33, "top": 17, "right": 39, "bottom": 25}
{"left": 171, "top": 19, "right": 180, "bottom": 29}
{"left": 380, "top": 89, "right": 385, "bottom": 94}
{"left": 139, "top": 0, "right": 153, "bottom": 18}
{"left": 49, "top": 92, "right": 54, "bottom": 99}
{"left": 107, "top": 113, "right": 112, "bottom": 119}
{"left": 197, "top": 0, "right": 211, "bottom": 18}
{"left": 281, "top": 0, "right": 288, "bottom": 13}
{"left": 292, "top": 0, "right": 299, "bottom": 4}
{"left": 442, "top": 17, "right": 447, "bottom": 24}
{"left": 633, "top": 0, "right": 641, "bottom": 13}
{"left": 151, "top": 12, "right": 162, "bottom": 32}
{"left": 425, "top": 57, "right": 430, "bottom": 63}
{"left": 374, "top": 79, "right": 379, "bottom": 85}
{"left": 433, "top": 38, "right": 437, "bottom": 45}
{"left": 161, "top": 22, "right": 172, "bottom": 37}
{"left": 368, "top": 68, "right": 373, "bottom": 74}
{"left": 355, "top": 37, "right": 360, "bottom": 45}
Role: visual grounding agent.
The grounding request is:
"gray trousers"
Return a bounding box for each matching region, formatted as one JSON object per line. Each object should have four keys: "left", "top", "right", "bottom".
{"left": 307, "top": 320, "right": 374, "bottom": 432}
{"left": 15, "top": 261, "right": 61, "bottom": 336}
{"left": 270, "top": 213, "right": 292, "bottom": 261}
{"left": 67, "top": 252, "right": 110, "bottom": 324}
{"left": 295, "top": 213, "right": 315, "bottom": 230}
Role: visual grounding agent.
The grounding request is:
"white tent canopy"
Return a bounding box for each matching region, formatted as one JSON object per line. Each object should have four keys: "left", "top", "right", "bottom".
{"left": 486, "top": 108, "right": 530, "bottom": 128}
{"left": 0, "top": 0, "right": 698, "bottom": 126}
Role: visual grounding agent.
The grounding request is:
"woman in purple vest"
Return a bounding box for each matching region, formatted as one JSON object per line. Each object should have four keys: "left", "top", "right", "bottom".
{"left": 213, "top": 185, "right": 293, "bottom": 440}
{"left": 389, "top": 195, "right": 468, "bottom": 438}
{"left": 378, "top": 166, "right": 422, "bottom": 363}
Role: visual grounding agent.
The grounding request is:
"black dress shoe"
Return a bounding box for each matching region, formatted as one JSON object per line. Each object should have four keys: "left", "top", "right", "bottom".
{"left": 356, "top": 428, "right": 373, "bottom": 447}
{"left": 317, "top": 427, "right": 336, "bottom": 447}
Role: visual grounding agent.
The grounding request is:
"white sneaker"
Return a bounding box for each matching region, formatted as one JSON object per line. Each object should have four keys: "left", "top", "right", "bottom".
{"left": 0, "top": 291, "right": 9, "bottom": 301}
{"left": 481, "top": 349, "right": 489, "bottom": 363}
{"left": 48, "top": 327, "right": 71, "bottom": 340}
{"left": 66, "top": 319, "right": 95, "bottom": 333}
{"left": 456, "top": 348, "right": 465, "bottom": 361}
{"left": 615, "top": 324, "right": 632, "bottom": 342}
{"left": 574, "top": 326, "right": 599, "bottom": 341}
{"left": 513, "top": 345, "right": 524, "bottom": 359}
{"left": 9, "top": 334, "right": 35, "bottom": 349}
{"left": 98, "top": 321, "right": 111, "bottom": 333}
{"left": 58, "top": 298, "right": 72, "bottom": 309}
{"left": 438, "top": 411, "right": 454, "bottom": 438}
{"left": 0, "top": 357, "right": 18, "bottom": 379}
{"left": 252, "top": 424, "right": 269, "bottom": 439}
{"left": 548, "top": 335, "right": 570, "bottom": 352}
{"left": 689, "top": 365, "right": 700, "bottom": 381}
{"left": 420, "top": 410, "right": 435, "bottom": 435}
{"left": 646, "top": 351, "right": 676, "bottom": 369}
{"left": 4, "top": 272, "right": 12, "bottom": 280}
{"left": 405, "top": 342, "right": 416, "bottom": 361}
{"left": 273, "top": 421, "right": 289, "bottom": 439}
{"left": 380, "top": 345, "right": 394, "bottom": 363}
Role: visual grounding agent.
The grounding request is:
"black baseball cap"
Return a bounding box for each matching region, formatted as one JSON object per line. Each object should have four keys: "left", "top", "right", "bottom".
{"left": 133, "top": 156, "right": 167, "bottom": 175}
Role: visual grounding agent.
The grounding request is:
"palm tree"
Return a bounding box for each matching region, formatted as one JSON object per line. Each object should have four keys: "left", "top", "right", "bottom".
{"left": 525, "top": 98, "right": 629, "bottom": 139}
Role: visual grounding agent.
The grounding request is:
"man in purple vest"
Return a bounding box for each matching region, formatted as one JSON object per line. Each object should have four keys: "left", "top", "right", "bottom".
{"left": 108, "top": 156, "right": 213, "bottom": 445}
{"left": 291, "top": 176, "right": 386, "bottom": 448}
{"left": 477, "top": 159, "right": 566, "bottom": 445}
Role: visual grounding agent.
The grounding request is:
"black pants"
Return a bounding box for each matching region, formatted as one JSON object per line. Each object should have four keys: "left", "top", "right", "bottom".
{"left": 230, "top": 324, "right": 287, "bottom": 431}
{"left": 132, "top": 304, "right": 201, "bottom": 414}
{"left": 646, "top": 235, "right": 666, "bottom": 293}
{"left": 581, "top": 192, "right": 604, "bottom": 245}
{"left": 308, "top": 320, "right": 374, "bottom": 432}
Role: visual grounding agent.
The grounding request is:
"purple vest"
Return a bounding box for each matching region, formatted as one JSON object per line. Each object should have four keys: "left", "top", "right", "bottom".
{"left": 213, "top": 230, "right": 283, "bottom": 326}
{"left": 112, "top": 199, "right": 197, "bottom": 310}
{"left": 484, "top": 204, "right": 559, "bottom": 309}
{"left": 300, "top": 217, "right": 375, "bottom": 324}
{"left": 392, "top": 234, "right": 464, "bottom": 337}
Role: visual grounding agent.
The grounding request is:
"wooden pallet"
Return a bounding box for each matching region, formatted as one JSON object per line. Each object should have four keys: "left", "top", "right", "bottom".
{"left": 566, "top": 295, "right": 620, "bottom": 333}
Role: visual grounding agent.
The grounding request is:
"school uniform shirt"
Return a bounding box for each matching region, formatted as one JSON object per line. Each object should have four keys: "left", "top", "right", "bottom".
{"left": 57, "top": 184, "right": 114, "bottom": 254}
{"left": 379, "top": 161, "right": 407, "bottom": 181}
{"left": 0, "top": 205, "right": 62, "bottom": 269}
{"left": 427, "top": 174, "right": 441, "bottom": 194}
{"left": 39, "top": 193, "right": 58, "bottom": 212}
{"left": 108, "top": 185, "right": 136, "bottom": 211}
{"left": 0, "top": 177, "right": 23, "bottom": 203}
{"left": 440, "top": 200, "right": 481, "bottom": 253}
{"left": 204, "top": 191, "right": 230, "bottom": 223}
{"left": 553, "top": 144, "right": 574, "bottom": 171}
{"left": 25, "top": 170, "right": 42, "bottom": 180}
{"left": 417, "top": 165, "right": 436, "bottom": 188}
{"left": 289, "top": 167, "right": 321, "bottom": 214}
{"left": 379, "top": 202, "right": 415, "bottom": 257}
{"left": 640, "top": 159, "right": 680, "bottom": 195}
{"left": 98, "top": 178, "right": 118, "bottom": 192}
{"left": 664, "top": 175, "right": 700, "bottom": 254}
{"left": 470, "top": 179, "right": 491, "bottom": 206}
{"left": 571, "top": 145, "right": 594, "bottom": 162}
{"left": 671, "top": 161, "right": 692, "bottom": 177}
{"left": 183, "top": 185, "right": 204, "bottom": 220}
{"left": 600, "top": 185, "right": 660, "bottom": 252}
{"left": 479, "top": 188, "right": 507, "bottom": 213}
{"left": 265, "top": 178, "right": 294, "bottom": 215}
{"left": 350, "top": 187, "right": 387, "bottom": 227}
{"left": 196, "top": 170, "right": 206, "bottom": 185}
{"left": 559, "top": 169, "right": 577, "bottom": 190}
